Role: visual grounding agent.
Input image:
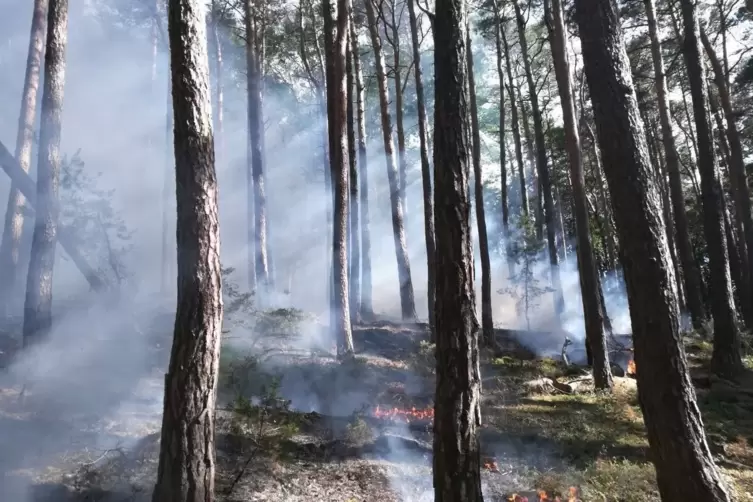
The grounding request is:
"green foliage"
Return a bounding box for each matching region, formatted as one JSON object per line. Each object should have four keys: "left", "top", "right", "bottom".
{"left": 408, "top": 340, "right": 436, "bottom": 376}
{"left": 59, "top": 151, "right": 133, "bottom": 285}
{"left": 500, "top": 215, "right": 554, "bottom": 329}
{"left": 344, "top": 415, "right": 375, "bottom": 445}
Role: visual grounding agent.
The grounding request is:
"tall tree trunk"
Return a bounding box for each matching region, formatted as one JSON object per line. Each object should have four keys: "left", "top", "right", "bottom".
{"left": 467, "top": 30, "right": 493, "bottom": 346}
{"left": 681, "top": 4, "right": 744, "bottom": 379}
{"left": 245, "top": 1, "right": 269, "bottom": 295}
{"left": 23, "top": 0, "right": 68, "bottom": 346}
{"left": 0, "top": 0, "right": 47, "bottom": 316}
{"left": 346, "top": 14, "right": 361, "bottom": 325}
{"left": 364, "top": 0, "right": 417, "bottom": 321}
{"left": 545, "top": 0, "right": 612, "bottom": 389}
{"left": 515, "top": 3, "right": 564, "bottom": 318}
{"left": 350, "top": 19, "right": 373, "bottom": 320}
{"left": 407, "top": 0, "right": 436, "bottom": 332}
{"left": 323, "top": 0, "right": 354, "bottom": 355}
{"left": 576, "top": 0, "right": 733, "bottom": 499}
{"left": 390, "top": 8, "right": 408, "bottom": 217}
{"left": 520, "top": 99, "right": 539, "bottom": 231}
{"left": 501, "top": 24, "right": 527, "bottom": 218}
{"left": 152, "top": 3, "right": 222, "bottom": 500}
{"left": 492, "top": 0, "right": 512, "bottom": 276}
{"left": 432, "top": 1, "right": 483, "bottom": 498}
{"left": 644, "top": 0, "right": 706, "bottom": 330}
{"left": 701, "top": 28, "right": 753, "bottom": 324}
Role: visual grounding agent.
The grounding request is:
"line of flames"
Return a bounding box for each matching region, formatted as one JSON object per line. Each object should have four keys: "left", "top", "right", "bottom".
{"left": 372, "top": 405, "right": 434, "bottom": 422}
{"left": 509, "top": 486, "right": 580, "bottom": 502}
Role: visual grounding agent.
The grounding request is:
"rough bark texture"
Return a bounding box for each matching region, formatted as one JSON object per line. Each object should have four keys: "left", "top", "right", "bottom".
{"left": 501, "top": 24, "right": 527, "bottom": 217}
{"left": 515, "top": 3, "right": 564, "bottom": 318}
{"left": 0, "top": 0, "right": 47, "bottom": 315}
{"left": 23, "top": 0, "right": 68, "bottom": 346}
{"left": 644, "top": 0, "right": 706, "bottom": 329}
{"left": 323, "top": 0, "right": 354, "bottom": 355}
{"left": 467, "top": 30, "right": 493, "bottom": 346}
{"left": 407, "top": 0, "right": 436, "bottom": 333}
{"left": 432, "top": 0, "right": 483, "bottom": 498}
{"left": 545, "top": 0, "right": 612, "bottom": 390}
{"left": 152, "top": 2, "right": 223, "bottom": 501}
{"left": 346, "top": 22, "right": 361, "bottom": 325}
{"left": 701, "top": 28, "right": 753, "bottom": 324}
{"left": 364, "top": 0, "right": 417, "bottom": 321}
{"left": 576, "top": 0, "right": 733, "bottom": 499}
{"left": 350, "top": 18, "right": 373, "bottom": 320}
{"left": 245, "top": 0, "right": 269, "bottom": 294}
{"left": 681, "top": 4, "right": 744, "bottom": 379}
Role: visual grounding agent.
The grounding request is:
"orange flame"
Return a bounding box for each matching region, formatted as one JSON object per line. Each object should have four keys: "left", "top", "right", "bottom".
{"left": 627, "top": 359, "right": 636, "bottom": 376}
{"left": 372, "top": 405, "right": 434, "bottom": 423}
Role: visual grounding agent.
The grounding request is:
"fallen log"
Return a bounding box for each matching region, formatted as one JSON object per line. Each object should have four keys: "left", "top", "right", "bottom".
{"left": 0, "top": 139, "right": 107, "bottom": 291}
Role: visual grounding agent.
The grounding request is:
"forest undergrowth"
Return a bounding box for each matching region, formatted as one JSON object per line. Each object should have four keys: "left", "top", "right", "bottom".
{"left": 1, "top": 299, "right": 752, "bottom": 502}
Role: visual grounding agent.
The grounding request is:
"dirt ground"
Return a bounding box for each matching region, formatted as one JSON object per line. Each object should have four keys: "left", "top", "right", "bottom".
{"left": 1, "top": 320, "right": 752, "bottom": 502}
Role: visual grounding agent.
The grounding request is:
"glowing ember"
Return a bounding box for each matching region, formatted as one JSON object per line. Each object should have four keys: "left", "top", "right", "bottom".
{"left": 372, "top": 405, "right": 434, "bottom": 422}
{"left": 627, "top": 359, "right": 636, "bottom": 376}
{"left": 483, "top": 458, "right": 499, "bottom": 472}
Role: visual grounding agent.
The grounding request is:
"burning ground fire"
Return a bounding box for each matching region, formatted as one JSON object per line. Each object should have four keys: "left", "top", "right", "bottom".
{"left": 509, "top": 486, "right": 581, "bottom": 502}
{"left": 627, "top": 359, "right": 636, "bottom": 376}
{"left": 372, "top": 405, "right": 434, "bottom": 422}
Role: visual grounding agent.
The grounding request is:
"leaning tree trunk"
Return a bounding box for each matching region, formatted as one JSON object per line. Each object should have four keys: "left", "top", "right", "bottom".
{"left": 701, "top": 28, "right": 753, "bottom": 326}
{"left": 407, "top": 0, "right": 436, "bottom": 332}
{"left": 467, "top": 29, "right": 493, "bottom": 346}
{"left": 346, "top": 20, "right": 361, "bottom": 325}
{"left": 681, "top": 3, "right": 744, "bottom": 380}
{"left": 245, "top": 0, "right": 269, "bottom": 295}
{"left": 350, "top": 18, "right": 373, "bottom": 320}
{"left": 501, "top": 23, "right": 528, "bottom": 218}
{"left": 575, "top": 0, "right": 734, "bottom": 499}
{"left": 432, "top": 0, "right": 483, "bottom": 499}
{"left": 23, "top": 0, "right": 68, "bottom": 346}
{"left": 0, "top": 0, "right": 47, "bottom": 316}
{"left": 364, "top": 0, "right": 417, "bottom": 321}
{"left": 515, "top": 3, "right": 564, "bottom": 318}
{"left": 644, "top": 0, "right": 706, "bottom": 330}
{"left": 545, "top": 0, "right": 612, "bottom": 390}
{"left": 152, "top": 2, "right": 223, "bottom": 501}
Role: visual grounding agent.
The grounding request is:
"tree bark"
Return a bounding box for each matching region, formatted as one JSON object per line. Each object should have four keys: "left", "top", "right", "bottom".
{"left": 350, "top": 18, "right": 373, "bottom": 320}
{"left": 432, "top": 0, "right": 483, "bottom": 498}
{"left": 492, "top": 0, "right": 512, "bottom": 277}
{"left": 323, "top": 0, "right": 354, "bottom": 355}
{"left": 152, "top": 2, "right": 223, "bottom": 501}
{"left": 701, "top": 28, "right": 753, "bottom": 325}
{"left": 245, "top": 0, "right": 269, "bottom": 295}
{"left": 576, "top": 0, "right": 733, "bottom": 499}
{"left": 364, "top": 0, "right": 417, "bottom": 321}
{"left": 0, "top": 0, "right": 47, "bottom": 316}
{"left": 346, "top": 18, "right": 361, "bottom": 325}
{"left": 407, "top": 0, "right": 436, "bottom": 332}
{"left": 500, "top": 24, "right": 527, "bottom": 218}
{"left": 467, "top": 30, "right": 493, "bottom": 346}
{"left": 545, "top": 0, "right": 612, "bottom": 390}
{"left": 515, "top": 3, "right": 564, "bottom": 318}
{"left": 23, "top": 0, "right": 68, "bottom": 346}
{"left": 681, "top": 3, "right": 744, "bottom": 379}
{"left": 644, "top": 0, "right": 706, "bottom": 330}
{"left": 388, "top": 2, "right": 408, "bottom": 217}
